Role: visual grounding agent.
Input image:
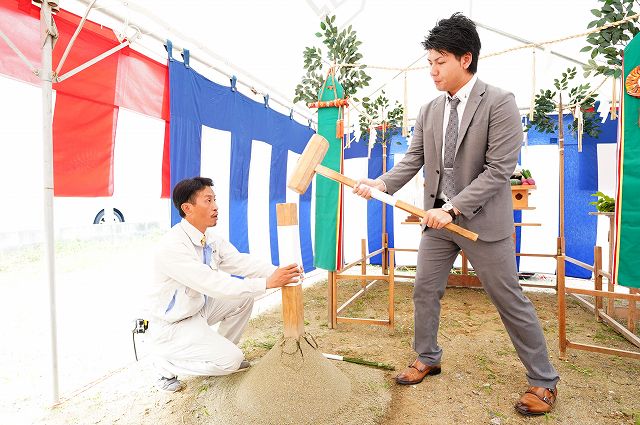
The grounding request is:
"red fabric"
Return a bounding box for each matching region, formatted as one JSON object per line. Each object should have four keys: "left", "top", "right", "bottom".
{"left": 0, "top": 0, "right": 169, "bottom": 196}
{"left": 162, "top": 120, "right": 171, "bottom": 198}
{"left": 0, "top": 0, "right": 44, "bottom": 85}
{"left": 116, "top": 48, "right": 170, "bottom": 121}
{"left": 53, "top": 94, "right": 118, "bottom": 196}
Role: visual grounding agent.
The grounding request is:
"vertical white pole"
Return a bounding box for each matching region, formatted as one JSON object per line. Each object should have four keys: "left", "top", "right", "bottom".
{"left": 40, "top": 0, "right": 60, "bottom": 405}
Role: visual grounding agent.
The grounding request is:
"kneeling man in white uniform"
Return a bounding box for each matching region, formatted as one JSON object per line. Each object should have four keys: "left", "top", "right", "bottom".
{"left": 148, "top": 176, "right": 301, "bottom": 392}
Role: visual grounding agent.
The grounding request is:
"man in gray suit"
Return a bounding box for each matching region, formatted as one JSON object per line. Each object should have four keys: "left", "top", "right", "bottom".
{"left": 353, "top": 13, "right": 559, "bottom": 416}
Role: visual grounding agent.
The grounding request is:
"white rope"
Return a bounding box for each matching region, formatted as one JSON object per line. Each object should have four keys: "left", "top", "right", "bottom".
{"left": 330, "top": 13, "right": 639, "bottom": 102}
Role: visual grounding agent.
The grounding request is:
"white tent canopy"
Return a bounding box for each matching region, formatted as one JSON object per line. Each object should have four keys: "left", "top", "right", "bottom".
{"left": 1, "top": 0, "right": 621, "bottom": 408}
{"left": 62, "top": 0, "right": 605, "bottom": 127}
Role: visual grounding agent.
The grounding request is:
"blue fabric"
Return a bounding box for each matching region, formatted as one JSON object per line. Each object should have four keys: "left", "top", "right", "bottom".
{"left": 343, "top": 129, "right": 409, "bottom": 265}
{"left": 524, "top": 113, "right": 605, "bottom": 278}
{"left": 168, "top": 60, "right": 315, "bottom": 272}
{"left": 165, "top": 289, "right": 177, "bottom": 314}
{"left": 203, "top": 243, "right": 212, "bottom": 265}
{"left": 564, "top": 140, "right": 598, "bottom": 278}
{"left": 366, "top": 136, "right": 398, "bottom": 265}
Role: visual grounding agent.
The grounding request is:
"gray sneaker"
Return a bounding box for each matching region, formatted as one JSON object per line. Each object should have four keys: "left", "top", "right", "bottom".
{"left": 156, "top": 376, "right": 184, "bottom": 392}
{"left": 228, "top": 360, "right": 251, "bottom": 374}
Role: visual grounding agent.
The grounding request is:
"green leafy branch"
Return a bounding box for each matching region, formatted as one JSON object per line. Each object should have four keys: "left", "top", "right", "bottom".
{"left": 293, "top": 15, "right": 371, "bottom": 104}
{"left": 581, "top": 0, "right": 639, "bottom": 78}
{"left": 358, "top": 91, "right": 404, "bottom": 145}
{"left": 526, "top": 67, "right": 601, "bottom": 138}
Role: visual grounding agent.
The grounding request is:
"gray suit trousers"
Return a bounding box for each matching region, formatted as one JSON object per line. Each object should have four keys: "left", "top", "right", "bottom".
{"left": 414, "top": 227, "right": 560, "bottom": 388}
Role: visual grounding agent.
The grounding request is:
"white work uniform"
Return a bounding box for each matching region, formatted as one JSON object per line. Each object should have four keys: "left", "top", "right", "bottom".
{"left": 148, "top": 219, "right": 276, "bottom": 378}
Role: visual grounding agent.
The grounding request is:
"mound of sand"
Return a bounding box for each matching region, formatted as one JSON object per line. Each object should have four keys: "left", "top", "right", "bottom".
{"left": 184, "top": 334, "right": 391, "bottom": 425}
{"left": 235, "top": 335, "right": 351, "bottom": 423}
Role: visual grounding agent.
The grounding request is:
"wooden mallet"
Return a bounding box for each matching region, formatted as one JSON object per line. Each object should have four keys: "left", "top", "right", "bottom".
{"left": 288, "top": 134, "right": 478, "bottom": 241}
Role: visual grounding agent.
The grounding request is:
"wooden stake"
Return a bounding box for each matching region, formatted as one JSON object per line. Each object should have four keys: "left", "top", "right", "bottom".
{"left": 276, "top": 203, "right": 305, "bottom": 339}
{"left": 276, "top": 203, "right": 298, "bottom": 226}
{"left": 282, "top": 284, "right": 305, "bottom": 338}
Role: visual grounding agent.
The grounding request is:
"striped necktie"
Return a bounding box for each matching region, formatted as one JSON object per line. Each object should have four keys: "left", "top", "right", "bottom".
{"left": 441, "top": 96, "right": 460, "bottom": 199}
{"left": 201, "top": 235, "right": 212, "bottom": 265}
{"left": 201, "top": 236, "right": 210, "bottom": 303}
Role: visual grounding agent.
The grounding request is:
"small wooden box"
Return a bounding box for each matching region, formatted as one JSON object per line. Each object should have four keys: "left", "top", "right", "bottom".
{"left": 511, "top": 185, "right": 536, "bottom": 209}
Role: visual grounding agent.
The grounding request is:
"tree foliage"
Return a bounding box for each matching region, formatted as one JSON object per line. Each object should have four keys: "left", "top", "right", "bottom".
{"left": 581, "top": 0, "right": 640, "bottom": 78}
{"left": 293, "top": 15, "right": 371, "bottom": 104}
{"left": 526, "top": 67, "right": 601, "bottom": 138}
{"left": 358, "top": 91, "right": 404, "bottom": 144}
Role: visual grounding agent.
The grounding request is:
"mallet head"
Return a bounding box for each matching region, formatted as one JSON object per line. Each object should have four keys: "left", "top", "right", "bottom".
{"left": 287, "top": 134, "right": 329, "bottom": 194}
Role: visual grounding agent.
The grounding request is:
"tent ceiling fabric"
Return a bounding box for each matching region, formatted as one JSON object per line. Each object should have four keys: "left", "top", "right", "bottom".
{"left": 61, "top": 0, "right": 604, "bottom": 124}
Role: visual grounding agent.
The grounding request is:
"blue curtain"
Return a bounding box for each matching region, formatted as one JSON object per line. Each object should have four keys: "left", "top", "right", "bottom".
{"left": 168, "top": 57, "right": 315, "bottom": 272}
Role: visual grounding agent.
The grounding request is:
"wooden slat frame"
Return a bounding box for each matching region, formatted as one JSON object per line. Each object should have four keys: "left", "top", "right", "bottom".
{"left": 558, "top": 243, "right": 640, "bottom": 360}
{"left": 330, "top": 237, "right": 394, "bottom": 328}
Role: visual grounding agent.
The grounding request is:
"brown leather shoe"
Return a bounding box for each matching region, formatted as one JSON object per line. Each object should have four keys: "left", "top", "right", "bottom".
{"left": 515, "top": 386, "right": 557, "bottom": 416}
{"left": 395, "top": 359, "right": 441, "bottom": 385}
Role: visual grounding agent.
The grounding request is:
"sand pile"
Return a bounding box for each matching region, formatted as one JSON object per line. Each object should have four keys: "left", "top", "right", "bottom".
{"left": 235, "top": 335, "right": 351, "bottom": 423}
{"left": 184, "top": 334, "right": 390, "bottom": 425}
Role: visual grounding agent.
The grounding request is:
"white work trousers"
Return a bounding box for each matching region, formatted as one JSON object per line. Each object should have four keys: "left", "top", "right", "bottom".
{"left": 151, "top": 295, "right": 254, "bottom": 378}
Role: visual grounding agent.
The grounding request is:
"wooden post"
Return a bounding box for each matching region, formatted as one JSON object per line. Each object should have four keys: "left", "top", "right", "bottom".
{"left": 388, "top": 249, "right": 395, "bottom": 328}
{"left": 461, "top": 251, "right": 468, "bottom": 275}
{"left": 381, "top": 137, "right": 388, "bottom": 276}
{"left": 331, "top": 271, "right": 338, "bottom": 328}
{"left": 594, "top": 246, "right": 603, "bottom": 323}
{"left": 558, "top": 95, "right": 565, "bottom": 249}
{"left": 328, "top": 271, "right": 336, "bottom": 329}
{"left": 276, "top": 203, "right": 305, "bottom": 338}
{"left": 382, "top": 232, "right": 388, "bottom": 275}
{"left": 607, "top": 214, "right": 615, "bottom": 315}
{"left": 629, "top": 289, "right": 637, "bottom": 334}
{"left": 557, "top": 252, "right": 567, "bottom": 360}
{"left": 361, "top": 238, "right": 367, "bottom": 288}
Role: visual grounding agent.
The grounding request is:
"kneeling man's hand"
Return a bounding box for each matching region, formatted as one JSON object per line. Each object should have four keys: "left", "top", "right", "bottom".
{"left": 267, "top": 264, "right": 302, "bottom": 288}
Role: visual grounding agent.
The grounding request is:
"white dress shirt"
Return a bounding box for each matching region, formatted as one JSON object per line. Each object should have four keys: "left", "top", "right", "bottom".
{"left": 149, "top": 219, "right": 277, "bottom": 323}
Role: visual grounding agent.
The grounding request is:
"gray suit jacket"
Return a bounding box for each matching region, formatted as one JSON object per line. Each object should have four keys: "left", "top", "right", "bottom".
{"left": 380, "top": 79, "right": 522, "bottom": 242}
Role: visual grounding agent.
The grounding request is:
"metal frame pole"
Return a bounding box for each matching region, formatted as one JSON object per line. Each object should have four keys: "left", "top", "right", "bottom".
{"left": 39, "top": 0, "right": 60, "bottom": 405}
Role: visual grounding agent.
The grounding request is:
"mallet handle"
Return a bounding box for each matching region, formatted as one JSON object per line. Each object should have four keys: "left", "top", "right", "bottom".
{"left": 314, "top": 165, "right": 478, "bottom": 242}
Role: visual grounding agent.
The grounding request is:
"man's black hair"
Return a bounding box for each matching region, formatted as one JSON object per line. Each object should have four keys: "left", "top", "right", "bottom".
{"left": 172, "top": 177, "right": 214, "bottom": 218}
{"left": 422, "top": 12, "right": 481, "bottom": 74}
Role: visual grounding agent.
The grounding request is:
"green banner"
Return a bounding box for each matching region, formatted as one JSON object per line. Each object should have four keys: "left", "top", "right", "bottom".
{"left": 615, "top": 34, "right": 640, "bottom": 288}
{"left": 314, "top": 74, "right": 344, "bottom": 271}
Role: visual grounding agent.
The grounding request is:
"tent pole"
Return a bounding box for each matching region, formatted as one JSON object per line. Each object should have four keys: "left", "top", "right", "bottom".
{"left": 39, "top": 0, "right": 60, "bottom": 405}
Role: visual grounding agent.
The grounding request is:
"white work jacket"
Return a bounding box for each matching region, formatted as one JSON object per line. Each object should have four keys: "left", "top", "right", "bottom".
{"left": 150, "top": 219, "right": 276, "bottom": 323}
